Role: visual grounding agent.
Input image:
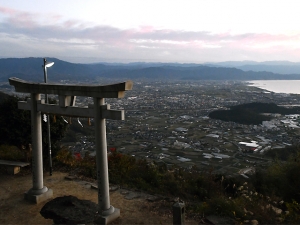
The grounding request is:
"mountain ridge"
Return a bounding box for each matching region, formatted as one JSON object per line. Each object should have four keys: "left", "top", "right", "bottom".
{"left": 1, "top": 57, "right": 300, "bottom": 82}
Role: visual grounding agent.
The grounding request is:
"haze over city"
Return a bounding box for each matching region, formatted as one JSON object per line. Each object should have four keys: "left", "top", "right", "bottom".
{"left": 1, "top": 0, "right": 300, "bottom": 63}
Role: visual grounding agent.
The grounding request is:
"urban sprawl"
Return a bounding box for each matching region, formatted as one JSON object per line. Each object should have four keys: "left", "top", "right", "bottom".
{"left": 3, "top": 80, "right": 300, "bottom": 178}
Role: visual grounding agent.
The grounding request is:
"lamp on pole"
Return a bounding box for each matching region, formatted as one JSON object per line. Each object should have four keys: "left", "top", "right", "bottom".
{"left": 43, "top": 58, "right": 54, "bottom": 176}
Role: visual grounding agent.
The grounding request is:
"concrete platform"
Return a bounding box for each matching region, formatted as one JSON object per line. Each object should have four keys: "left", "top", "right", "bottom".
{"left": 24, "top": 187, "right": 53, "bottom": 204}
{"left": 94, "top": 208, "right": 120, "bottom": 225}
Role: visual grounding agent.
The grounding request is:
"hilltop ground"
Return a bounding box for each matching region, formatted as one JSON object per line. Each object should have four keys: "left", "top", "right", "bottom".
{"left": 0, "top": 168, "right": 201, "bottom": 225}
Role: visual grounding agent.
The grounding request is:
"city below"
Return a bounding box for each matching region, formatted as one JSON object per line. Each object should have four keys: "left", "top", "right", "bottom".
{"left": 3, "top": 79, "right": 298, "bottom": 178}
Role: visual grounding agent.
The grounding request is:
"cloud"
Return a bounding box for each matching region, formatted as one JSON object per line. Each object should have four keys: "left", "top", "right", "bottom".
{"left": 0, "top": 6, "right": 300, "bottom": 62}
{"left": 0, "top": 6, "right": 17, "bottom": 15}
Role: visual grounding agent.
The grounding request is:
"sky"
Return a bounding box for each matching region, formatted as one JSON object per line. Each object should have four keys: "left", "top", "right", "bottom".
{"left": 0, "top": 0, "right": 300, "bottom": 63}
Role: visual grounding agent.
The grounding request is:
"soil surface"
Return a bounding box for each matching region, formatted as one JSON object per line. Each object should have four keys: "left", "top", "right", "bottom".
{"left": 0, "top": 169, "right": 200, "bottom": 224}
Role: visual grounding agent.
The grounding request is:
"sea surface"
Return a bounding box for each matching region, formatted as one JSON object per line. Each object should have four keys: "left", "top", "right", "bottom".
{"left": 247, "top": 80, "right": 300, "bottom": 94}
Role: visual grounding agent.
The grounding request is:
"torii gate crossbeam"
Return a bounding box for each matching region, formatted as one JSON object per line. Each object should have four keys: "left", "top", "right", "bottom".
{"left": 9, "top": 77, "right": 133, "bottom": 224}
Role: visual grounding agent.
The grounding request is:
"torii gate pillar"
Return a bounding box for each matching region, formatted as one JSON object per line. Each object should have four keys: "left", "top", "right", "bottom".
{"left": 94, "top": 97, "right": 120, "bottom": 223}
{"left": 24, "top": 93, "right": 53, "bottom": 203}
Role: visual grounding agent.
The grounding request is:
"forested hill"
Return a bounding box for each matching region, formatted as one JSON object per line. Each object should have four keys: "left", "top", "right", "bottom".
{"left": 1, "top": 58, "right": 300, "bottom": 82}
{"left": 209, "top": 102, "right": 300, "bottom": 125}
{"left": 230, "top": 102, "right": 300, "bottom": 114}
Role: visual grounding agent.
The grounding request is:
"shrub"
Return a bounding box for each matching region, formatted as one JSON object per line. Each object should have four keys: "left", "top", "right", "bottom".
{"left": 252, "top": 151, "right": 300, "bottom": 202}
{"left": 54, "top": 147, "right": 300, "bottom": 223}
{"left": 79, "top": 157, "right": 97, "bottom": 178}
{"left": 0, "top": 145, "right": 25, "bottom": 161}
{"left": 54, "top": 147, "right": 78, "bottom": 167}
{"left": 285, "top": 200, "right": 300, "bottom": 223}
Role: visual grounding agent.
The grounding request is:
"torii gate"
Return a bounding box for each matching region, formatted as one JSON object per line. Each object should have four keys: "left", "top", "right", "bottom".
{"left": 9, "top": 77, "right": 133, "bottom": 224}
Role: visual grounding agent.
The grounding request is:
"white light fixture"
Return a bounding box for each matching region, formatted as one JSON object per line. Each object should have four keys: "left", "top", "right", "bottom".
{"left": 45, "top": 61, "right": 54, "bottom": 68}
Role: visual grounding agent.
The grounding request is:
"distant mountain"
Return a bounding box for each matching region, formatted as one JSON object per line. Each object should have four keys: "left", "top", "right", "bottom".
{"left": 1, "top": 57, "right": 300, "bottom": 82}
{"left": 0, "top": 57, "right": 104, "bottom": 82}
{"left": 205, "top": 61, "right": 260, "bottom": 67}
{"left": 207, "top": 61, "right": 300, "bottom": 75}
{"left": 236, "top": 65, "right": 300, "bottom": 75}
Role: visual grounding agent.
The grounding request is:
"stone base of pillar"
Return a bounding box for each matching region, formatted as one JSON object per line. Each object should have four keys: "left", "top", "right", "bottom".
{"left": 24, "top": 187, "right": 53, "bottom": 204}
{"left": 94, "top": 207, "right": 120, "bottom": 225}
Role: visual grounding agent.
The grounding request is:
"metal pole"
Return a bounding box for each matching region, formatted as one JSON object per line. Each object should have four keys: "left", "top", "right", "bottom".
{"left": 43, "top": 58, "right": 52, "bottom": 176}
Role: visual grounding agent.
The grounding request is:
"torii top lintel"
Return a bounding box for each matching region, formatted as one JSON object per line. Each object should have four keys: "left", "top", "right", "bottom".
{"left": 9, "top": 77, "right": 133, "bottom": 98}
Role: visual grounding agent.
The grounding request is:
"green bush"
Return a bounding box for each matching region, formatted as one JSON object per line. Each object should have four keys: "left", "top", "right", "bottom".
{"left": 0, "top": 145, "right": 25, "bottom": 161}
{"left": 54, "top": 147, "right": 78, "bottom": 167}
{"left": 285, "top": 200, "right": 300, "bottom": 223}
{"left": 252, "top": 151, "right": 300, "bottom": 202}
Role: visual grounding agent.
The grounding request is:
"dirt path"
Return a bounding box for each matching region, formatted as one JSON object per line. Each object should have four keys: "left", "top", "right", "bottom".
{"left": 0, "top": 170, "right": 199, "bottom": 224}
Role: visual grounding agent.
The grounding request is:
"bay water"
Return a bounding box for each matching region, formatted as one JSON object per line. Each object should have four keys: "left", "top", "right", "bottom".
{"left": 247, "top": 80, "right": 300, "bottom": 94}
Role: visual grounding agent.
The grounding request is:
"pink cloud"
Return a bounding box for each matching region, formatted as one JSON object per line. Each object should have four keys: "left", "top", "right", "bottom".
{"left": 0, "top": 6, "right": 17, "bottom": 15}
{"left": 2, "top": 5, "right": 296, "bottom": 49}
{"left": 0, "top": 6, "right": 44, "bottom": 29}
{"left": 62, "top": 20, "right": 81, "bottom": 29}
{"left": 138, "top": 25, "right": 155, "bottom": 33}
{"left": 48, "top": 13, "right": 63, "bottom": 21}
{"left": 1, "top": 5, "right": 300, "bottom": 61}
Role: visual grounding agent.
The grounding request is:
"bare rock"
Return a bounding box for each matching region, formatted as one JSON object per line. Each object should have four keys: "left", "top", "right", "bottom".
{"left": 109, "top": 185, "right": 119, "bottom": 191}
{"left": 90, "top": 183, "right": 118, "bottom": 191}
{"left": 241, "top": 190, "right": 248, "bottom": 194}
{"left": 124, "top": 192, "right": 141, "bottom": 200}
{"left": 247, "top": 210, "right": 254, "bottom": 216}
{"left": 40, "top": 195, "right": 98, "bottom": 224}
{"left": 273, "top": 207, "right": 282, "bottom": 215}
{"left": 91, "top": 183, "right": 98, "bottom": 190}
{"left": 146, "top": 195, "right": 161, "bottom": 202}
{"left": 120, "top": 190, "right": 129, "bottom": 195}
{"left": 251, "top": 219, "right": 259, "bottom": 225}
{"left": 64, "top": 175, "right": 76, "bottom": 181}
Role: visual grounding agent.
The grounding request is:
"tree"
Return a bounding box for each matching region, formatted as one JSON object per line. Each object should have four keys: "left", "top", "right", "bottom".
{"left": 0, "top": 95, "right": 31, "bottom": 148}
{"left": 251, "top": 151, "right": 300, "bottom": 202}
{"left": 0, "top": 93, "right": 68, "bottom": 159}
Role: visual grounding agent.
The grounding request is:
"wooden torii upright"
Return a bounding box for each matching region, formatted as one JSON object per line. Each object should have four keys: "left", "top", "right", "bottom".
{"left": 9, "top": 77, "right": 133, "bottom": 224}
